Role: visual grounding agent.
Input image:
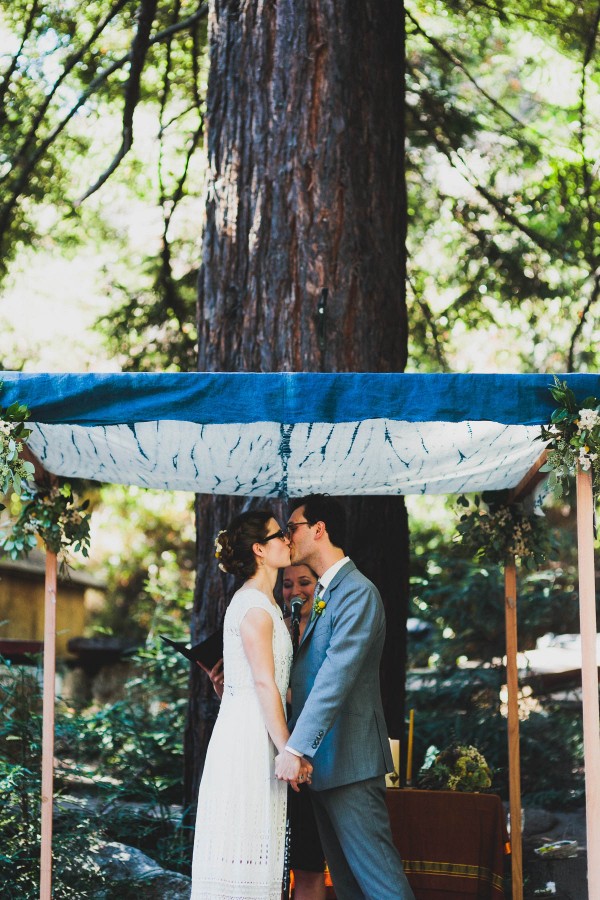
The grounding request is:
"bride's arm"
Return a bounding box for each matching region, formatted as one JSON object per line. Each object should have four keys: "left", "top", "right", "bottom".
{"left": 240, "top": 608, "right": 290, "bottom": 754}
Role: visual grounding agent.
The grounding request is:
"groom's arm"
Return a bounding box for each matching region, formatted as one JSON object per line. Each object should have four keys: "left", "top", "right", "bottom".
{"left": 286, "top": 578, "right": 384, "bottom": 759}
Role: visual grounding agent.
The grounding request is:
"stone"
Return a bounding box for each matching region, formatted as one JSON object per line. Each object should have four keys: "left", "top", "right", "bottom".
{"left": 93, "top": 841, "right": 191, "bottom": 898}
{"left": 524, "top": 807, "right": 559, "bottom": 837}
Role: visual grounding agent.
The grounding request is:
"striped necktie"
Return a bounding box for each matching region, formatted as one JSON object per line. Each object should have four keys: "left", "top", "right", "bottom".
{"left": 310, "top": 582, "right": 323, "bottom": 622}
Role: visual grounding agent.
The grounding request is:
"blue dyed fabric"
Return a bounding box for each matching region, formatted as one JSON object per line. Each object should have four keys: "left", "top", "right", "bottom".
{"left": 2, "top": 372, "right": 598, "bottom": 496}
{"left": 1, "top": 371, "right": 599, "bottom": 427}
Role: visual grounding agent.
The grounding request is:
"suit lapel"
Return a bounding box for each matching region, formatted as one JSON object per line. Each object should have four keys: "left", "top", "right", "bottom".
{"left": 298, "top": 560, "right": 356, "bottom": 651}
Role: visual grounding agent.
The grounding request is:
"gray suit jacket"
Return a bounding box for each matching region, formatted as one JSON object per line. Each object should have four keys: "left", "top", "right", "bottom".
{"left": 288, "top": 560, "right": 393, "bottom": 791}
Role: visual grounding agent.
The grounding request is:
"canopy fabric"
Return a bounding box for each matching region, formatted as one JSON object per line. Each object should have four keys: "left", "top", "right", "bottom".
{"left": 2, "top": 372, "right": 599, "bottom": 497}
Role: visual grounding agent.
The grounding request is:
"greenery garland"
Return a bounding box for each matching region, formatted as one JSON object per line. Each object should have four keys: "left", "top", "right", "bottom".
{"left": 454, "top": 492, "right": 551, "bottom": 567}
{"left": 0, "top": 394, "right": 35, "bottom": 505}
{"left": 0, "top": 482, "right": 91, "bottom": 560}
{"left": 539, "top": 376, "right": 600, "bottom": 498}
{"left": 0, "top": 386, "right": 91, "bottom": 560}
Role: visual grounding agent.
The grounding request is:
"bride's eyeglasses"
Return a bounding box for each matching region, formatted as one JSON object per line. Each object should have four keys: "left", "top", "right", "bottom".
{"left": 261, "top": 529, "right": 288, "bottom": 543}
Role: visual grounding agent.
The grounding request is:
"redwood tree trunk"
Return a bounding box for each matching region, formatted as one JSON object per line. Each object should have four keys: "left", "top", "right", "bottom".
{"left": 185, "top": 0, "right": 408, "bottom": 809}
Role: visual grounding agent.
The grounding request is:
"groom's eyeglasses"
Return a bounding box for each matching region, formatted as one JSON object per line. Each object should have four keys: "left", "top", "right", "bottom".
{"left": 285, "top": 521, "right": 311, "bottom": 536}
{"left": 261, "top": 529, "right": 288, "bottom": 543}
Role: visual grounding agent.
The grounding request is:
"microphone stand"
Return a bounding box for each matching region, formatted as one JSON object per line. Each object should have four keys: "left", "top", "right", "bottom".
{"left": 290, "top": 597, "right": 303, "bottom": 656}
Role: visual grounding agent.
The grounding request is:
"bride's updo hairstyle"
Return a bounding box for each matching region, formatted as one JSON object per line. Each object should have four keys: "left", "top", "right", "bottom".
{"left": 216, "top": 509, "right": 275, "bottom": 579}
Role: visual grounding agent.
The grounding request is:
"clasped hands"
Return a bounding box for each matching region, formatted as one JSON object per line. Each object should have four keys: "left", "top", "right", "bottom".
{"left": 274, "top": 749, "right": 313, "bottom": 792}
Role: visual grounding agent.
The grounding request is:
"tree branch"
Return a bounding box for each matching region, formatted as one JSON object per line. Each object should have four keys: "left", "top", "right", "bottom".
{"left": 406, "top": 10, "right": 527, "bottom": 130}
{"left": 77, "top": 0, "right": 160, "bottom": 203}
{"left": 577, "top": 2, "right": 600, "bottom": 249}
{"left": 412, "top": 98, "right": 557, "bottom": 254}
{"left": 406, "top": 10, "right": 575, "bottom": 156}
{"left": 458, "top": 0, "right": 588, "bottom": 31}
{"left": 0, "top": 3, "right": 208, "bottom": 240}
{"left": 0, "top": 0, "right": 41, "bottom": 115}
{"left": 0, "top": 0, "right": 130, "bottom": 187}
{"left": 568, "top": 268, "right": 600, "bottom": 370}
{"left": 407, "top": 274, "right": 448, "bottom": 371}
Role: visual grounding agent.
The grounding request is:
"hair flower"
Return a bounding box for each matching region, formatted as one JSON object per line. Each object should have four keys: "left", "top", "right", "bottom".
{"left": 214, "top": 528, "right": 226, "bottom": 559}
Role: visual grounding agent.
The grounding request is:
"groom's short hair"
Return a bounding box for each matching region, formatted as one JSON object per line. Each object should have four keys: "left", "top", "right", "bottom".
{"left": 291, "top": 494, "right": 346, "bottom": 550}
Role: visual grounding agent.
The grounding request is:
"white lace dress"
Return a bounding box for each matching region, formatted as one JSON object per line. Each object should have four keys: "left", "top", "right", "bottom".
{"left": 191, "top": 588, "right": 293, "bottom": 900}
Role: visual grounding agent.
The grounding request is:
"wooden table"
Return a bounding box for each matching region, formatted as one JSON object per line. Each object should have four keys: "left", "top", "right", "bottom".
{"left": 324, "top": 789, "right": 508, "bottom": 899}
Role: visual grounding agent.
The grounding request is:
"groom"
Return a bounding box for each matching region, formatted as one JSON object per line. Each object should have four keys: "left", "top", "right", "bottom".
{"left": 275, "top": 495, "right": 415, "bottom": 900}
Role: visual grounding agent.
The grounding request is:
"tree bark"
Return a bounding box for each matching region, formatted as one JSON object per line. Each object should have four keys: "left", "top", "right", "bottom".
{"left": 186, "top": 0, "right": 408, "bottom": 809}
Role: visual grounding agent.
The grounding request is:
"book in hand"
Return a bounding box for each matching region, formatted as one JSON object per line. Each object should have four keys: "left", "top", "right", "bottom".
{"left": 160, "top": 628, "right": 223, "bottom": 671}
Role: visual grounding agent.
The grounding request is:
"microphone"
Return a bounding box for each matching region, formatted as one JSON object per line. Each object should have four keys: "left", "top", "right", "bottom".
{"left": 290, "top": 596, "right": 304, "bottom": 626}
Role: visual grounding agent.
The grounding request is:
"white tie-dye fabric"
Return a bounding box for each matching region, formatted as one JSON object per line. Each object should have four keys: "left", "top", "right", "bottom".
{"left": 26, "top": 418, "right": 543, "bottom": 497}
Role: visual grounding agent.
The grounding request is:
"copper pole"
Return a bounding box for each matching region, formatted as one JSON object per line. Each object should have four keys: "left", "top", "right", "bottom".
{"left": 504, "top": 557, "right": 522, "bottom": 900}
{"left": 576, "top": 466, "right": 600, "bottom": 899}
{"left": 40, "top": 551, "right": 57, "bottom": 900}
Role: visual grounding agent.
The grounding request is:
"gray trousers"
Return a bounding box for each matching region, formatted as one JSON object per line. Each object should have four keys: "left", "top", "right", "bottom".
{"left": 310, "top": 775, "right": 415, "bottom": 900}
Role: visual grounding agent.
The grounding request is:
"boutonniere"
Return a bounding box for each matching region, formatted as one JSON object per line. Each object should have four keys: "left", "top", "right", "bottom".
{"left": 312, "top": 597, "right": 327, "bottom": 618}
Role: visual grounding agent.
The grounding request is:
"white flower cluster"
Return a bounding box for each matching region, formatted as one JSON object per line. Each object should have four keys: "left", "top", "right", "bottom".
{"left": 507, "top": 517, "right": 533, "bottom": 558}
{"left": 578, "top": 448, "right": 598, "bottom": 472}
{"left": 577, "top": 408, "right": 600, "bottom": 430}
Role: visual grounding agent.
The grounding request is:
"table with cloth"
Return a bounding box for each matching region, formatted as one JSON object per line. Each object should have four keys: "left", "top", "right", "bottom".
{"left": 324, "top": 789, "right": 508, "bottom": 899}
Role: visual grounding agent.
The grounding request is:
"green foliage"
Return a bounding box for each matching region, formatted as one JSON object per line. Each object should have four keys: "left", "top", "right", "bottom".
{"left": 3, "top": 0, "right": 600, "bottom": 375}
{"left": 408, "top": 666, "right": 584, "bottom": 807}
{"left": 0, "top": 664, "right": 108, "bottom": 898}
{"left": 0, "top": 388, "right": 35, "bottom": 503}
{"left": 454, "top": 492, "right": 555, "bottom": 567}
{"left": 406, "top": 0, "right": 600, "bottom": 372}
{"left": 0, "top": 480, "right": 91, "bottom": 560}
{"left": 89, "top": 484, "right": 195, "bottom": 639}
{"left": 0, "top": 388, "right": 92, "bottom": 562}
{"left": 408, "top": 493, "right": 585, "bottom": 809}
{"left": 409, "top": 550, "right": 580, "bottom": 667}
{"left": 417, "top": 742, "right": 493, "bottom": 792}
{"left": 97, "top": 258, "right": 199, "bottom": 372}
{"left": 0, "top": 633, "right": 193, "bottom": 895}
{"left": 69, "top": 640, "right": 189, "bottom": 804}
{"left": 0, "top": 0, "right": 208, "bottom": 369}
{"left": 539, "top": 376, "right": 600, "bottom": 496}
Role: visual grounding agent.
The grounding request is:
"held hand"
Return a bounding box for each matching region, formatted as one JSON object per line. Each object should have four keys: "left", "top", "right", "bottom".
{"left": 274, "top": 749, "right": 301, "bottom": 788}
{"left": 299, "top": 758, "right": 313, "bottom": 784}
{"left": 290, "top": 757, "right": 314, "bottom": 792}
{"left": 274, "top": 751, "right": 313, "bottom": 792}
{"left": 198, "top": 657, "right": 224, "bottom": 699}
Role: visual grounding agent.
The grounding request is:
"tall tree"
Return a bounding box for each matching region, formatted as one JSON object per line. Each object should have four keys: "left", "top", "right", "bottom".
{"left": 185, "top": 0, "right": 409, "bottom": 806}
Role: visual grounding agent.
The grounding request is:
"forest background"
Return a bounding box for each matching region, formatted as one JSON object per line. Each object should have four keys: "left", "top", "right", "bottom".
{"left": 1, "top": 0, "right": 600, "bottom": 895}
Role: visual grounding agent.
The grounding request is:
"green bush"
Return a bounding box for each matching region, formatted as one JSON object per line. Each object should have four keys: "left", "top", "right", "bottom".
{"left": 0, "top": 664, "right": 108, "bottom": 899}
{"left": 408, "top": 665, "right": 584, "bottom": 808}
{"left": 0, "top": 639, "right": 194, "bottom": 896}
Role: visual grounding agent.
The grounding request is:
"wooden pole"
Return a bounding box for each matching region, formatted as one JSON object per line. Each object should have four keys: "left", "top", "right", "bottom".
{"left": 576, "top": 466, "right": 600, "bottom": 899}
{"left": 40, "top": 551, "right": 57, "bottom": 900}
{"left": 504, "top": 558, "right": 523, "bottom": 900}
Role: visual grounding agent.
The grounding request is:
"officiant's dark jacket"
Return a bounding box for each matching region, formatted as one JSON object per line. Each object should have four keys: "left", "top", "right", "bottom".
{"left": 288, "top": 560, "right": 393, "bottom": 791}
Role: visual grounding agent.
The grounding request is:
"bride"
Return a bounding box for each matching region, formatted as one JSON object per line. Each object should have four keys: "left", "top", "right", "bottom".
{"left": 191, "top": 509, "right": 311, "bottom": 899}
